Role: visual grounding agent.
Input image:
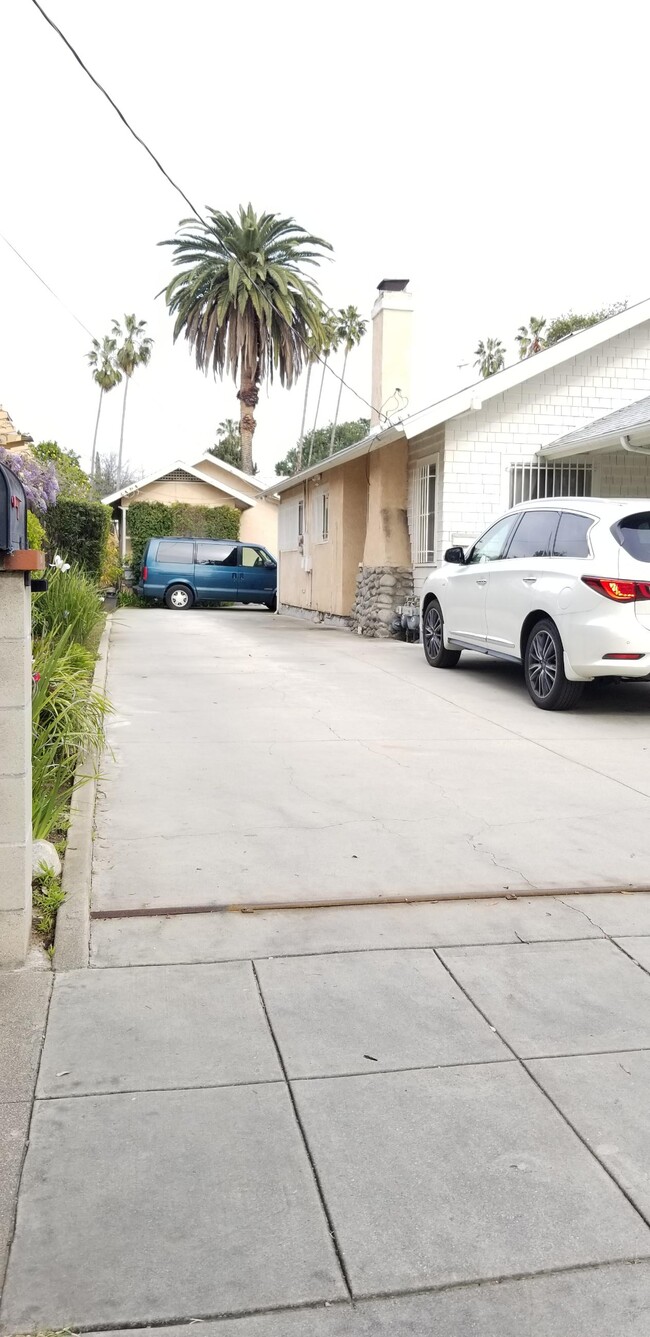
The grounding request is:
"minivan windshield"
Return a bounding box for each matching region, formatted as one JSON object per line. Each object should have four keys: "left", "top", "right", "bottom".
{"left": 612, "top": 512, "right": 650, "bottom": 563}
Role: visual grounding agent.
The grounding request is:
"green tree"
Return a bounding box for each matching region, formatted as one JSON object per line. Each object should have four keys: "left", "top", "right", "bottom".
{"left": 329, "top": 306, "right": 367, "bottom": 453}
{"left": 86, "top": 335, "right": 121, "bottom": 480}
{"left": 474, "top": 337, "right": 505, "bottom": 379}
{"left": 209, "top": 418, "right": 258, "bottom": 474}
{"left": 515, "top": 316, "right": 546, "bottom": 359}
{"left": 545, "top": 302, "right": 627, "bottom": 346}
{"left": 32, "top": 441, "right": 91, "bottom": 500}
{"left": 276, "top": 417, "right": 370, "bottom": 476}
{"left": 112, "top": 314, "right": 153, "bottom": 487}
{"left": 160, "top": 204, "right": 332, "bottom": 475}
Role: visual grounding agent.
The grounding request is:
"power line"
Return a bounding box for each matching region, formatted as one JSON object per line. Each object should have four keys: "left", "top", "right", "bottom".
{"left": 30, "top": 0, "right": 387, "bottom": 425}
{"left": 0, "top": 229, "right": 96, "bottom": 340}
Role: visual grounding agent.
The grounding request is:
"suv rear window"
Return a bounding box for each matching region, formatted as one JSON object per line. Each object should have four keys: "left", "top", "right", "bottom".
{"left": 553, "top": 512, "right": 592, "bottom": 558}
{"left": 157, "top": 540, "right": 194, "bottom": 564}
{"left": 612, "top": 512, "right": 650, "bottom": 562}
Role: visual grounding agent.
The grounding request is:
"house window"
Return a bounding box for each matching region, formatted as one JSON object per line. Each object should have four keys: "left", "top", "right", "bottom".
{"left": 321, "top": 493, "right": 329, "bottom": 542}
{"left": 509, "top": 460, "right": 592, "bottom": 508}
{"left": 412, "top": 461, "right": 437, "bottom": 564}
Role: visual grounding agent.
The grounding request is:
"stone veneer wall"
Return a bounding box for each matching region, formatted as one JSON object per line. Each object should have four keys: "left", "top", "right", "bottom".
{"left": 351, "top": 565, "right": 414, "bottom": 637}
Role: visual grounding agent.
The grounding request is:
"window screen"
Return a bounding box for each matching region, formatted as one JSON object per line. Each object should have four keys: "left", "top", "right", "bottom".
{"left": 553, "top": 512, "right": 593, "bottom": 558}
{"left": 196, "top": 542, "right": 238, "bottom": 565}
{"left": 507, "top": 510, "right": 559, "bottom": 559}
{"left": 157, "top": 540, "right": 193, "bottom": 564}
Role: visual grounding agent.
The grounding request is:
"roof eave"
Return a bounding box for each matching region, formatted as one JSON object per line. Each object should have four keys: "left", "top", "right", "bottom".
{"left": 268, "top": 424, "right": 405, "bottom": 496}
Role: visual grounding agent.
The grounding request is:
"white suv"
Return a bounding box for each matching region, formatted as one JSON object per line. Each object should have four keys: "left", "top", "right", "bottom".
{"left": 421, "top": 498, "right": 650, "bottom": 710}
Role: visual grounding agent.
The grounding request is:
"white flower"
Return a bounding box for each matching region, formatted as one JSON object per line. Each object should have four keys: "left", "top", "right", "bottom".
{"left": 50, "top": 554, "right": 71, "bottom": 572}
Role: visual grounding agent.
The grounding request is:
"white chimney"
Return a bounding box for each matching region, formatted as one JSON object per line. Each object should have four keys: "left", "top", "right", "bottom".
{"left": 370, "top": 279, "right": 413, "bottom": 427}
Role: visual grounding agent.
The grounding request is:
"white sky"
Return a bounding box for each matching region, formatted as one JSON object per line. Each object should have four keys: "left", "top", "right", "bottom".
{"left": 2, "top": 0, "right": 650, "bottom": 480}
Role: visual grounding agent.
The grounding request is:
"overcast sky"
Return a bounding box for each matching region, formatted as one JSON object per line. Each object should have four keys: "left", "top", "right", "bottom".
{"left": 2, "top": 0, "right": 649, "bottom": 481}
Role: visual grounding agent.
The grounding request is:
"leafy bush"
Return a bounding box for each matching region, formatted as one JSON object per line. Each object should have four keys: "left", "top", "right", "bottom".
{"left": 27, "top": 510, "right": 46, "bottom": 549}
{"left": 32, "top": 866, "right": 65, "bottom": 950}
{"left": 32, "top": 564, "right": 104, "bottom": 646}
{"left": 32, "top": 441, "right": 91, "bottom": 500}
{"left": 32, "top": 629, "right": 111, "bottom": 841}
{"left": 0, "top": 444, "right": 59, "bottom": 512}
{"left": 45, "top": 498, "right": 110, "bottom": 578}
{"left": 127, "top": 501, "right": 241, "bottom": 577}
{"left": 117, "top": 588, "right": 149, "bottom": 608}
{"left": 100, "top": 531, "right": 123, "bottom": 590}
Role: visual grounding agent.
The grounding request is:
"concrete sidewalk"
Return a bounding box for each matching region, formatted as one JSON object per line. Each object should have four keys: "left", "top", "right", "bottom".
{"left": 3, "top": 893, "right": 650, "bottom": 1332}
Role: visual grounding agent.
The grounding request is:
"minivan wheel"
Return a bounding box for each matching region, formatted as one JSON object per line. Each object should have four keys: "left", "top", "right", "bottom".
{"left": 524, "top": 618, "right": 583, "bottom": 710}
{"left": 266, "top": 594, "right": 277, "bottom": 612}
{"left": 423, "top": 599, "right": 461, "bottom": 668}
{"left": 165, "top": 584, "right": 194, "bottom": 610}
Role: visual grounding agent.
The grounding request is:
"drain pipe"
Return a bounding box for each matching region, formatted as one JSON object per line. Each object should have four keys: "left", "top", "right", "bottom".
{"left": 620, "top": 433, "right": 650, "bottom": 457}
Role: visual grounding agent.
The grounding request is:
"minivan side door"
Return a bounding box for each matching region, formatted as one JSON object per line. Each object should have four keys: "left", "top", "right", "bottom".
{"left": 237, "top": 545, "right": 277, "bottom": 603}
{"left": 193, "top": 541, "right": 240, "bottom": 600}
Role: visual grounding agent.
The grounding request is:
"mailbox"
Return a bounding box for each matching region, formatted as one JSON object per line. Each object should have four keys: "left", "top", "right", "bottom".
{"left": 0, "top": 461, "right": 28, "bottom": 554}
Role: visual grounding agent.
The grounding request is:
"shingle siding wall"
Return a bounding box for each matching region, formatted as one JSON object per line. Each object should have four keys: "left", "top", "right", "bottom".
{"left": 436, "top": 322, "right": 650, "bottom": 556}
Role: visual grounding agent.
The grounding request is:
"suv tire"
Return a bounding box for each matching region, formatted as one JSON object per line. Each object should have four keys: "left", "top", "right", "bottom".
{"left": 423, "top": 599, "right": 461, "bottom": 669}
{"left": 165, "top": 584, "right": 195, "bottom": 610}
{"left": 524, "top": 617, "right": 583, "bottom": 710}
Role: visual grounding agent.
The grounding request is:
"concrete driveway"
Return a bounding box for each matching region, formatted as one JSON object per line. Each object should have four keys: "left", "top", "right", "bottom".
{"left": 93, "top": 608, "right": 650, "bottom": 913}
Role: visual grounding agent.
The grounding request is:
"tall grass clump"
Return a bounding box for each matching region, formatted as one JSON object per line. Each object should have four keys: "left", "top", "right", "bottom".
{"left": 32, "top": 563, "right": 104, "bottom": 646}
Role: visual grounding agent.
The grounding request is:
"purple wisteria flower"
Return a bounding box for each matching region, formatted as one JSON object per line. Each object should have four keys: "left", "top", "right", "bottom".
{"left": 0, "top": 445, "right": 59, "bottom": 513}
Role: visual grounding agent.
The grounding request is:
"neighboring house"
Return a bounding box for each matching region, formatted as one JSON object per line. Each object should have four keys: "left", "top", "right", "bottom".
{"left": 271, "top": 287, "right": 650, "bottom": 635}
{"left": 0, "top": 406, "right": 32, "bottom": 451}
{"left": 103, "top": 453, "right": 279, "bottom": 558}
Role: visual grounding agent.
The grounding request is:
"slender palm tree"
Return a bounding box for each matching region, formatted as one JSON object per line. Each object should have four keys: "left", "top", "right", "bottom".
{"left": 296, "top": 339, "right": 319, "bottom": 472}
{"left": 474, "top": 337, "right": 505, "bottom": 379}
{"left": 86, "top": 336, "right": 121, "bottom": 480}
{"left": 305, "top": 315, "right": 341, "bottom": 468}
{"left": 329, "top": 306, "right": 367, "bottom": 453}
{"left": 160, "top": 204, "right": 331, "bottom": 475}
{"left": 112, "top": 315, "right": 153, "bottom": 485}
{"left": 516, "top": 316, "right": 546, "bottom": 360}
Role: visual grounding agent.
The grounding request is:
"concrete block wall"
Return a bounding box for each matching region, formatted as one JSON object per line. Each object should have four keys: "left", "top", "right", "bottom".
{"left": 0, "top": 573, "right": 32, "bottom": 964}
{"left": 439, "top": 322, "right": 650, "bottom": 555}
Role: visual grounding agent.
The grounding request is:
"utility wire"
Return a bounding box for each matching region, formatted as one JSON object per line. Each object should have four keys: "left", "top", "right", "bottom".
{"left": 0, "top": 229, "right": 97, "bottom": 339}
{"left": 30, "top": 0, "right": 389, "bottom": 425}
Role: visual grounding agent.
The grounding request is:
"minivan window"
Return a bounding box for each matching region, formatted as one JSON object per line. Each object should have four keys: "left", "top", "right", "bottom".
{"left": 553, "top": 512, "right": 592, "bottom": 558}
{"left": 507, "top": 510, "right": 559, "bottom": 559}
{"left": 612, "top": 512, "right": 650, "bottom": 562}
{"left": 467, "top": 516, "right": 518, "bottom": 565}
{"left": 157, "top": 540, "right": 193, "bottom": 564}
{"left": 240, "top": 545, "right": 272, "bottom": 568}
{"left": 196, "top": 542, "right": 238, "bottom": 566}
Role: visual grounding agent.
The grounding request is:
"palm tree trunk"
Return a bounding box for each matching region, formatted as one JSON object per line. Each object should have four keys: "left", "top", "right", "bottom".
{"left": 307, "top": 356, "right": 328, "bottom": 467}
{"left": 90, "top": 385, "right": 103, "bottom": 483}
{"left": 117, "top": 376, "right": 129, "bottom": 487}
{"left": 238, "top": 369, "right": 258, "bottom": 475}
{"left": 329, "top": 348, "right": 348, "bottom": 454}
{"left": 296, "top": 361, "right": 313, "bottom": 472}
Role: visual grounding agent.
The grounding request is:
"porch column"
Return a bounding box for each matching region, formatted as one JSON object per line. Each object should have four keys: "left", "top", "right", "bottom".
{"left": 0, "top": 571, "right": 32, "bottom": 964}
{"left": 352, "top": 439, "right": 414, "bottom": 636}
{"left": 120, "top": 506, "right": 127, "bottom": 560}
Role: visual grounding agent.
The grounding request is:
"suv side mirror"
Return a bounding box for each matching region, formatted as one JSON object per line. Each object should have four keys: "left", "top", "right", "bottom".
{"left": 444, "top": 546, "right": 465, "bottom": 565}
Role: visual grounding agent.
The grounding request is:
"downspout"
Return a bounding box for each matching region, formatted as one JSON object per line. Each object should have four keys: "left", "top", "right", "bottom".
{"left": 620, "top": 433, "right": 650, "bottom": 457}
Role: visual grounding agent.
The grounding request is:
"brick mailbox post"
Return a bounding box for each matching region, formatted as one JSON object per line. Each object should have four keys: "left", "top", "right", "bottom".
{"left": 0, "top": 460, "right": 45, "bottom": 965}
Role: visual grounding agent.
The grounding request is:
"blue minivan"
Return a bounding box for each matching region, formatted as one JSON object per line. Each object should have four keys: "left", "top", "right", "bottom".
{"left": 137, "top": 537, "right": 277, "bottom": 611}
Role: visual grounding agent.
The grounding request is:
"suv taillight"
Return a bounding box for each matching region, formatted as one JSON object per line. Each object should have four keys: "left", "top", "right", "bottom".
{"left": 582, "top": 576, "right": 650, "bottom": 602}
{"left": 142, "top": 565, "right": 148, "bottom": 582}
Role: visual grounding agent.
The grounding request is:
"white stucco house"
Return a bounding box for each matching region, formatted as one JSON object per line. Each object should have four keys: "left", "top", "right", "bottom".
{"left": 271, "top": 288, "right": 650, "bottom": 634}
{"left": 103, "top": 451, "right": 279, "bottom": 558}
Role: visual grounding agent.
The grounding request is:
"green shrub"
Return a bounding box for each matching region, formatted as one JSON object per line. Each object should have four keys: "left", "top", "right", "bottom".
{"left": 32, "top": 629, "right": 111, "bottom": 841}
{"left": 32, "top": 564, "right": 104, "bottom": 646}
{"left": 117, "top": 588, "right": 149, "bottom": 608}
{"left": 32, "top": 866, "right": 66, "bottom": 949}
{"left": 32, "top": 440, "right": 92, "bottom": 500}
{"left": 100, "top": 531, "right": 123, "bottom": 590}
{"left": 127, "top": 501, "right": 241, "bottom": 577}
{"left": 27, "top": 510, "right": 46, "bottom": 549}
{"left": 45, "top": 499, "right": 110, "bottom": 578}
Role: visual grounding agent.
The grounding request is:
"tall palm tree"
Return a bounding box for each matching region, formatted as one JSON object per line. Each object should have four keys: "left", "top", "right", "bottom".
{"left": 86, "top": 336, "right": 121, "bottom": 480}
{"left": 516, "top": 316, "right": 546, "bottom": 360}
{"left": 474, "top": 337, "right": 505, "bottom": 379}
{"left": 112, "top": 314, "right": 153, "bottom": 486}
{"left": 296, "top": 338, "right": 319, "bottom": 473}
{"left": 160, "top": 204, "right": 331, "bottom": 475}
{"left": 329, "top": 306, "right": 367, "bottom": 453}
{"left": 306, "top": 314, "right": 341, "bottom": 468}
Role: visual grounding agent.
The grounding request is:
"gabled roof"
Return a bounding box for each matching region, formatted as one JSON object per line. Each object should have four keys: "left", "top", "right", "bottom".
{"left": 540, "top": 395, "right": 650, "bottom": 458}
{"left": 102, "top": 460, "right": 254, "bottom": 507}
{"left": 270, "top": 295, "right": 650, "bottom": 495}
{"left": 192, "top": 452, "right": 277, "bottom": 493}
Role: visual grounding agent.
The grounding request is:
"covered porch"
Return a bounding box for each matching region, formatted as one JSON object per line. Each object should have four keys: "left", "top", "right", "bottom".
{"left": 538, "top": 395, "right": 650, "bottom": 497}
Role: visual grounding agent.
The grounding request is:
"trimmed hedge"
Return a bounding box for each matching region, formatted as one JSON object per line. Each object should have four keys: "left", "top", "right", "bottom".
{"left": 127, "top": 501, "right": 241, "bottom": 577}
{"left": 45, "top": 499, "right": 111, "bottom": 579}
